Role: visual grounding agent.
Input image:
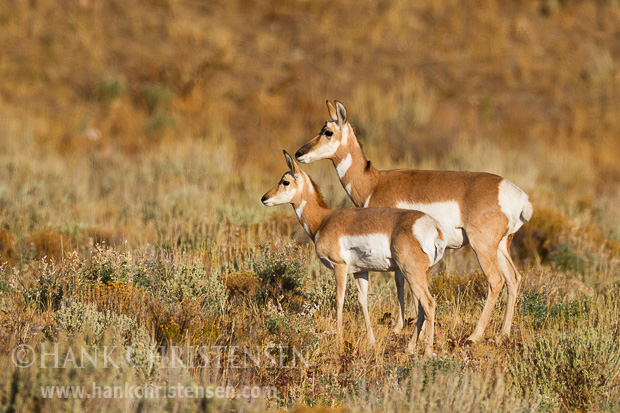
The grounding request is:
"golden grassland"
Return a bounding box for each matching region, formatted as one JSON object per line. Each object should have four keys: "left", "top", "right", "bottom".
{"left": 0, "top": 0, "right": 619, "bottom": 411}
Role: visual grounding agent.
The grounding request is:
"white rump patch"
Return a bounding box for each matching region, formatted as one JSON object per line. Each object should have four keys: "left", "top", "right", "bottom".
{"left": 336, "top": 153, "right": 353, "bottom": 178}
{"left": 396, "top": 201, "right": 464, "bottom": 248}
{"left": 339, "top": 234, "right": 396, "bottom": 274}
{"left": 498, "top": 180, "right": 531, "bottom": 235}
{"left": 412, "top": 216, "right": 446, "bottom": 266}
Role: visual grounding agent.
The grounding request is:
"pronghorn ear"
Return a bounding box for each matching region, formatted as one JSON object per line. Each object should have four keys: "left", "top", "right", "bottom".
{"left": 283, "top": 150, "right": 300, "bottom": 175}
{"left": 335, "top": 101, "right": 347, "bottom": 126}
{"left": 326, "top": 100, "right": 338, "bottom": 122}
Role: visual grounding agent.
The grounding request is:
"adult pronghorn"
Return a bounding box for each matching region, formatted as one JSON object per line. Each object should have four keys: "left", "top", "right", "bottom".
{"left": 262, "top": 151, "right": 447, "bottom": 356}
{"left": 295, "top": 101, "right": 533, "bottom": 343}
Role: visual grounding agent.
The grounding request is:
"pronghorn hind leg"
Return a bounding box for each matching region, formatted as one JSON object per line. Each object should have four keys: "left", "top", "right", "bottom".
{"left": 408, "top": 297, "right": 425, "bottom": 353}
{"left": 334, "top": 264, "right": 349, "bottom": 343}
{"left": 393, "top": 270, "right": 406, "bottom": 334}
{"left": 497, "top": 234, "right": 522, "bottom": 339}
{"left": 395, "top": 262, "right": 435, "bottom": 357}
{"left": 354, "top": 272, "right": 375, "bottom": 346}
{"left": 466, "top": 239, "right": 504, "bottom": 343}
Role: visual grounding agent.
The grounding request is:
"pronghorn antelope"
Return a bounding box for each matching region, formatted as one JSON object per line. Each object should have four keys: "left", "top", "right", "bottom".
{"left": 295, "top": 101, "right": 533, "bottom": 343}
{"left": 261, "top": 151, "right": 447, "bottom": 356}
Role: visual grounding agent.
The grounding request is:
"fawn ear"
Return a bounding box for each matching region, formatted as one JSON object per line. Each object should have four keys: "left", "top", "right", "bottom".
{"left": 283, "top": 150, "right": 300, "bottom": 175}
{"left": 326, "top": 100, "right": 338, "bottom": 122}
{"left": 335, "top": 101, "right": 347, "bottom": 127}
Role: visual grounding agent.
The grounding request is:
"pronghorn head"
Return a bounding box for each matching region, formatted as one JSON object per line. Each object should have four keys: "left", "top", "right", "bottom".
{"left": 295, "top": 100, "right": 352, "bottom": 163}
{"left": 261, "top": 151, "right": 312, "bottom": 207}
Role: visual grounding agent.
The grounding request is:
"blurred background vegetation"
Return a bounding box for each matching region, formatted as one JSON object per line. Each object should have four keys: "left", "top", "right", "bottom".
{"left": 0, "top": 0, "right": 619, "bottom": 411}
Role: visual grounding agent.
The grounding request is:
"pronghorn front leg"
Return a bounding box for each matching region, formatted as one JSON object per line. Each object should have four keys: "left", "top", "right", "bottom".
{"left": 334, "top": 264, "right": 349, "bottom": 341}
{"left": 354, "top": 272, "right": 375, "bottom": 346}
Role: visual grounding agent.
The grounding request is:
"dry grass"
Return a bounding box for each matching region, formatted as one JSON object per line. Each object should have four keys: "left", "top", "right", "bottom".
{"left": 0, "top": 0, "right": 619, "bottom": 411}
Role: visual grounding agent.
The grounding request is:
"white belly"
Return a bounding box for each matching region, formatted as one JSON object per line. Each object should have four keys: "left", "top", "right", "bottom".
{"left": 396, "top": 201, "right": 465, "bottom": 249}
{"left": 339, "top": 234, "right": 397, "bottom": 274}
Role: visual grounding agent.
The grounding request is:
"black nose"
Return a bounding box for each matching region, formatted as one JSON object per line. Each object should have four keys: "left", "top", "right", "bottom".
{"left": 261, "top": 195, "right": 268, "bottom": 203}
{"left": 295, "top": 148, "right": 305, "bottom": 159}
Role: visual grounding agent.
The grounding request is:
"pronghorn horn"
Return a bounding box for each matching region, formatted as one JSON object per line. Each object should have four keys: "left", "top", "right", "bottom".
{"left": 326, "top": 100, "right": 338, "bottom": 122}
{"left": 335, "top": 101, "right": 347, "bottom": 126}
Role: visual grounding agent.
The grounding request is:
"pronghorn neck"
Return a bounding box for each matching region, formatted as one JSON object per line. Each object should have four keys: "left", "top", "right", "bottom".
{"left": 291, "top": 179, "right": 330, "bottom": 241}
{"left": 331, "top": 126, "right": 379, "bottom": 207}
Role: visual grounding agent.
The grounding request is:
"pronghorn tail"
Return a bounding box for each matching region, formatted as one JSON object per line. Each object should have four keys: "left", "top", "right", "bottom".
{"left": 521, "top": 200, "right": 533, "bottom": 222}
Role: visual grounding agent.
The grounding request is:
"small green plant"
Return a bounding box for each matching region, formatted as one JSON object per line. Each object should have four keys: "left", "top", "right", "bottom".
{"left": 509, "top": 325, "right": 620, "bottom": 411}
{"left": 143, "top": 111, "right": 177, "bottom": 139}
{"left": 141, "top": 83, "right": 175, "bottom": 113}
{"left": 97, "top": 74, "right": 126, "bottom": 105}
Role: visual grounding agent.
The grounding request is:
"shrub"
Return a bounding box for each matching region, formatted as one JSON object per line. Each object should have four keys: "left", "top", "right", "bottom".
{"left": 8, "top": 258, "right": 65, "bottom": 311}
{"left": 54, "top": 301, "right": 150, "bottom": 347}
{"left": 225, "top": 270, "right": 260, "bottom": 298}
{"left": 85, "top": 244, "right": 133, "bottom": 285}
{"left": 508, "top": 325, "right": 620, "bottom": 411}
{"left": 548, "top": 242, "right": 586, "bottom": 274}
{"left": 519, "top": 290, "right": 590, "bottom": 329}
{"left": 252, "top": 242, "right": 307, "bottom": 309}
{"left": 304, "top": 263, "right": 358, "bottom": 312}
{"left": 161, "top": 259, "right": 227, "bottom": 317}
{"left": 512, "top": 207, "right": 568, "bottom": 263}
{"left": 264, "top": 297, "right": 319, "bottom": 348}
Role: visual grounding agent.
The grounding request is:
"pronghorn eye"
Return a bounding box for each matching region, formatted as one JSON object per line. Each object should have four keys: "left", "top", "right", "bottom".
{"left": 324, "top": 130, "right": 333, "bottom": 137}
{"left": 282, "top": 181, "right": 290, "bottom": 186}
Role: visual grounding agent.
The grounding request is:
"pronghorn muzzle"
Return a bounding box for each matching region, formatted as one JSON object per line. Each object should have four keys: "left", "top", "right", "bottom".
{"left": 295, "top": 136, "right": 320, "bottom": 163}
{"left": 295, "top": 143, "right": 312, "bottom": 162}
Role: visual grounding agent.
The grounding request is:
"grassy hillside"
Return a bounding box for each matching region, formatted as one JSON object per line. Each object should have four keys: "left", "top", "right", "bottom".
{"left": 0, "top": 0, "right": 619, "bottom": 411}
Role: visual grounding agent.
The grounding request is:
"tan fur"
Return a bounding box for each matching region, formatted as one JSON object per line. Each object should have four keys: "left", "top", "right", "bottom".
{"left": 296, "top": 101, "right": 533, "bottom": 342}
{"left": 262, "top": 151, "right": 446, "bottom": 356}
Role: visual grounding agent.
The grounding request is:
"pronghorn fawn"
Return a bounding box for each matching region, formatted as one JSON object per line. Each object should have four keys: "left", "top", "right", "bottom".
{"left": 261, "top": 151, "right": 447, "bottom": 357}
{"left": 295, "top": 101, "right": 533, "bottom": 344}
